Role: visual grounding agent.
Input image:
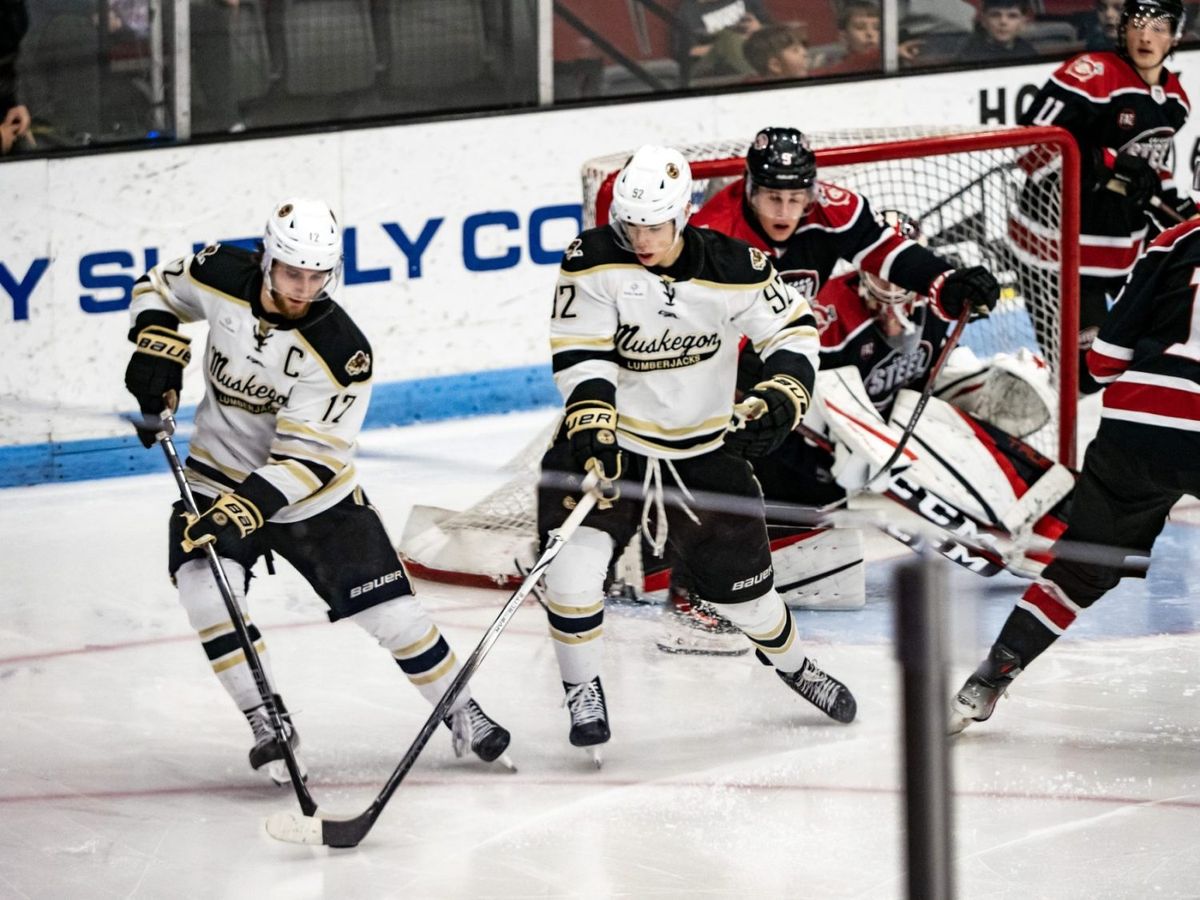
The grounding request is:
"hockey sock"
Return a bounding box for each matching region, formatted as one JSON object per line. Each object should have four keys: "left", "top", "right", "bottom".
{"left": 717, "top": 588, "right": 808, "bottom": 673}
{"left": 349, "top": 595, "right": 463, "bottom": 708}
{"left": 997, "top": 580, "right": 1082, "bottom": 667}
{"left": 176, "top": 558, "right": 276, "bottom": 712}
{"left": 543, "top": 526, "right": 613, "bottom": 685}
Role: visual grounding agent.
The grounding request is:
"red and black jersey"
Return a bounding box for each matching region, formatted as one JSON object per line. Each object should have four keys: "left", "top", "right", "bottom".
{"left": 1087, "top": 218, "right": 1200, "bottom": 443}
{"left": 1013, "top": 51, "right": 1193, "bottom": 281}
{"left": 815, "top": 271, "right": 951, "bottom": 414}
{"left": 691, "top": 177, "right": 952, "bottom": 301}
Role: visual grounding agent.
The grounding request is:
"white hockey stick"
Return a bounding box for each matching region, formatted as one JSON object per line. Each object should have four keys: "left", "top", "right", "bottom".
{"left": 265, "top": 471, "right": 603, "bottom": 848}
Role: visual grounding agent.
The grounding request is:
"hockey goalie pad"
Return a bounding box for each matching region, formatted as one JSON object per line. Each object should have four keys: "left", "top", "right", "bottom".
{"left": 769, "top": 527, "right": 865, "bottom": 609}
{"left": 933, "top": 346, "right": 1056, "bottom": 439}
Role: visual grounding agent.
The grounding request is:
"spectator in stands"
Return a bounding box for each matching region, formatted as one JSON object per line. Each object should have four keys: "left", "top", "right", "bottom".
{"left": 811, "top": 0, "right": 886, "bottom": 75}
{"left": 673, "top": 0, "right": 769, "bottom": 82}
{"left": 742, "top": 23, "right": 810, "bottom": 80}
{"left": 190, "top": 0, "right": 247, "bottom": 133}
{"left": 953, "top": 0, "right": 1038, "bottom": 61}
{"left": 0, "top": 0, "right": 31, "bottom": 155}
{"left": 1082, "top": 0, "right": 1123, "bottom": 48}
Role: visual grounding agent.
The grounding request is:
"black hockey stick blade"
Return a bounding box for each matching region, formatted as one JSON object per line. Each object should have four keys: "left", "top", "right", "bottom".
{"left": 265, "top": 472, "right": 602, "bottom": 848}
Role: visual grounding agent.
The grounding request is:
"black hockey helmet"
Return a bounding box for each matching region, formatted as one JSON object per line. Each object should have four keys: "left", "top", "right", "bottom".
{"left": 745, "top": 127, "right": 817, "bottom": 191}
{"left": 1119, "top": 0, "right": 1185, "bottom": 52}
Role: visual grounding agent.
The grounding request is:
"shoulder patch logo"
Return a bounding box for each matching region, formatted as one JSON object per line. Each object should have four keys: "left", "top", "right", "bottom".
{"left": 565, "top": 237, "right": 584, "bottom": 261}
{"left": 345, "top": 350, "right": 371, "bottom": 377}
{"left": 812, "top": 301, "right": 837, "bottom": 334}
{"left": 1067, "top": 56, "right": 1103, "bottom": 81}
{"left": 666, "top": 162, "right": 680, "bottom": 179}
{"left": 819, "top": 185, "right": 851, "bottom": 207}
{"left": 748, "top": 247, "right": 769, "bottom": 271}
{"left": 278, "top": 203, "right": 293, "bottom": 217}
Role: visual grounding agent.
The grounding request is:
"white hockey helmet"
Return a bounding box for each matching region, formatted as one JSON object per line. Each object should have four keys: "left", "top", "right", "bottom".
{"left": 261, "top": 197, "right": 343, "bottom": 301}
{"left": 608, "top": 145, "right": 693, "bottom": 251}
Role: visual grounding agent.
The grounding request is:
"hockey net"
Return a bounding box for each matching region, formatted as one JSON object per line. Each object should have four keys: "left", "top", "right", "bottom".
{"left": 400, "top": 125, "right": 1080, "bottom": 589}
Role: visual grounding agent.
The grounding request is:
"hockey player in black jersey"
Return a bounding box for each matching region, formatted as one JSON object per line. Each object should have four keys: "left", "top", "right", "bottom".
{"left": 537, "top": 145, "right": 858, "bottom": 762}
{"left": 1012, "top": 0, "right": 1196, "bottom": 392}
{"left": 950, "top": 198, "right": 1200, "bottom": 734}
{"left": 123, "top": 198, "right": 512, "bottom": 782}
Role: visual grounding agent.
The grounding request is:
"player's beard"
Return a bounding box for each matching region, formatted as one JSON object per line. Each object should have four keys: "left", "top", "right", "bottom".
{"left": 266, "top": 289, "right": 313, "bottom": 320}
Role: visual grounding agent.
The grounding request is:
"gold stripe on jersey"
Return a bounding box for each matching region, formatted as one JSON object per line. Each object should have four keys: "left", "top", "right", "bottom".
{"left": 549, "top": 334, "right": 617, "bottom": 351}
{"left": 618, "top": 411, "right": 732, "bottom": 438}
{"left": 263, "top": 461, "right": 357, "bottom": 514}
{"left": 133, "top": 280, "right": 194, "bottom": 323}
{"left": 691, "top": 275, "right": 774, "bottom": 291}
{"left": 277, "top": 458, "right": 322, "bottom": 493}
{"left": 617, "top": 429, "right": 727, "bottom": 457}
{"left": 408, "top": 653, "right": 458, "bottom": 686}
{"left": 559, "top": 262, "right": 644, "bottom": 277}
{"left": 277, "top": 419, "right": 353, "bottom": 450}
{"left": 270, "top": 439, "right": 348, "bottom": 473}
{"left": 188, "top": 442, "right": 252, "bottom": 483}
{"left": 293, "top": 329, "right": 373, "bottom": 390}
{"left": 757, "top": 323, "right": 820, "bottom": 355}
{"left": 185, "top": 271, "right": 252, "bottom": 309}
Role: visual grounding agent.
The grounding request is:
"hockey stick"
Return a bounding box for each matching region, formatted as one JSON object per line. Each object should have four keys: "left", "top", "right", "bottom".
{"left": 265, "top": 471, "right": 604, "bottom": 848}
{"left": 864, "top": 305, "right": 971, "bottom": 489}
{"left": 1105, "top": 177, "right": 1188, "bottom": 225}
{"left": 155, "top": 408, "right": 317, "bottom": 816}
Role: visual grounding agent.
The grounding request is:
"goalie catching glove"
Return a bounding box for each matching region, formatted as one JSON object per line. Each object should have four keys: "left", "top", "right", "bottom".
{"left": 181, "top": 492, "right": 265, "bottom": 553}
{"left": 124, "top": 321, "right": 192, "bottom": 448}
{"left": 927, "top": 267, "right": 999, "bottom": 321}
{"left": 726, "top": 374, "right": 810, "bottom": 458}
{"left": 564, "top": 399, "right": 624, "bottom": 490}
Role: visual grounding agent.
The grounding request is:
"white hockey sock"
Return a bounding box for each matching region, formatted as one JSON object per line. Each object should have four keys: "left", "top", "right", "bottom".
{"left": 349, "top": 595, "right": 465, "bottom": 709}
{"left": 717, "top": 588, "right": 808, "bottom": 673}
{"left": 176, "top": 558, "right": 275, "bottom": 712}
{"left": 543, "top": 526, "right": 613, "bottom": 685}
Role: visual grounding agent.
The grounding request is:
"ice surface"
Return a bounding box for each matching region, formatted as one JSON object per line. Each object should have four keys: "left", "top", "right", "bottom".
{"left": 2, "top": 409, "right": 1199, "bottom": 899}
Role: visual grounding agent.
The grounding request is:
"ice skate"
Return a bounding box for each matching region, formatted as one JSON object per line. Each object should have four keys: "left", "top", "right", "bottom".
{"left": 949, "top": 644, "right": 1022, "bottom": 734}
{"left": 444, "top": 698, "right": 516, "bottom": 771}
{"left": 564, "top": 676, "right": 610, "bottom": 768}
{"left": 245, "top": 694, "right": 306, "bottom": 786}
{"left": 777, "top": 657, "right": 857, "bottom": 723}
{"left": 656, "top": 587, "right": 749, "bottom": 657}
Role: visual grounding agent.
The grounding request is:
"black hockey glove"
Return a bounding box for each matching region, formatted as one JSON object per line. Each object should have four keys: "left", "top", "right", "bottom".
{"left": 124, "top": 324, "right": 191, "bottom": 447}
{"left": 181, "top": 492, "right": 264, "bottom": 553}
{"left": 564, "top": 399, "right": 624, "bottom": 493}
{"left": 726, "top": 375, "right": 810, "bottom": 458}
{"left": 1109, "top": 153, "right": 1159, "bottom": 209}
{"left": 930, "top": 267, "right": 999, "bottom": 321}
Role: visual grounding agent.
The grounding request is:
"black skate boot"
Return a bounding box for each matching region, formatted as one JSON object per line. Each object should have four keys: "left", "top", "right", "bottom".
{"left": 244, "top": 694, "right": 306, "bottom": 785}
{"left": 949, "top": 644, "right": 1023, "bottom": 735}
{"left": 443, "top": 698, "right": 515, "bottom": 770}
{"left": 564, "top": 676, "right": 610, "bottom": 767}
{"left": 777, "top": 658, "right": 857, "bottom": 724}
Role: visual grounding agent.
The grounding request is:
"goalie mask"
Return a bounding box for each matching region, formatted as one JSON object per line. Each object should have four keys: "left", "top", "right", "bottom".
{"left": 608, "top": 146, "right": 693, "bottom": 253}
{"left": 859, "top": 210, "right": 928, "bottom": 351}
{"left": 261, "top": 197, "right": 344, "bottom": 302}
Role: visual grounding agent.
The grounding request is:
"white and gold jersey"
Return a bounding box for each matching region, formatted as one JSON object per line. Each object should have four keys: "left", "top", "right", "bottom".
{"left": 551, "top": 225, "right": 819, "bottom": 459}
{"left": 129, "top": 244, "right": 372, "bottom": 522}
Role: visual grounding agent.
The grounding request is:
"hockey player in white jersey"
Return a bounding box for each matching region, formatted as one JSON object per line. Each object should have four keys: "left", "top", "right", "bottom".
{"left": 537, "top": 146, "right": 858, "bottom": 762}
{"left": 123, "top": 198, "right": 512, "bottom": 782}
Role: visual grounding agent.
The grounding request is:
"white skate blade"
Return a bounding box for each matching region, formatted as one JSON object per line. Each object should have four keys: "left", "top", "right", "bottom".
{"left": 587, "top": 747, "right": 603, "bottom": 769}
{"left": 947, "top": 714, "right": 973, "bottom": 735}
{"left": 493, "top": 753, "right": 518, "bottom": 773}
{"left": 265, "top": 811, "right": 324, "bottom": 845}
{"left": 265, "top": 756, "right": 308, "bottom": 786}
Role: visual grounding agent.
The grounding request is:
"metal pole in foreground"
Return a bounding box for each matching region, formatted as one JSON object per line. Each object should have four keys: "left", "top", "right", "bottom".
{"left": 896, "top": 555, "right": 955, "bottom": 900}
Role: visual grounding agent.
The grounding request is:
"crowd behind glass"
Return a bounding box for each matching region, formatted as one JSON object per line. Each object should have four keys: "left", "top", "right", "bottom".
{"left": 0, "top": 0, "right": 1194, "bottom": 157}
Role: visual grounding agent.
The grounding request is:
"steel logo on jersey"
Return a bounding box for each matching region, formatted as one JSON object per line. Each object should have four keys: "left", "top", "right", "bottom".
{"left": 778, "top": 268, "right": 819, "bottom": 299}
{"left": 864, "top": 343, "right": 933, "bottom": 404}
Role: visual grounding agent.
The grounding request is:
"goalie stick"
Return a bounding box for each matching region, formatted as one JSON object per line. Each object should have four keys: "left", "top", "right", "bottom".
{"left": 155, "top": 407, "right": 317, "bottom": 815}
{"left": 265, "top": 471, "right": 604, "bottom": 848}
{"left": 865, "top": 304, "right": 971, "bottom": 489}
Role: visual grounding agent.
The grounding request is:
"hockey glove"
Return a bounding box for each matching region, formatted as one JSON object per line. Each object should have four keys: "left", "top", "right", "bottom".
{"left": 726, "top": 375, "right": 810, "bottom": 458}
{"left": 564, "top": 400, "right": 624, "bottom": 494}
{"left": 181, "top": 492, "right": 264, "bottom": 553}
{"left": 929, "top": 267, "right": 999, "bottom": 321}
{"left": 1109, "top": 153, "right": 1159, "bottom": 209}
{"left": 125, "top": 324, "right": 191, "bottom": 447}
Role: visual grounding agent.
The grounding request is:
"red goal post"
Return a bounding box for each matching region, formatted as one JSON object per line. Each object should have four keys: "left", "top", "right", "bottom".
{"left": 584, "top": 125, "right": 1081, "bottom": 466}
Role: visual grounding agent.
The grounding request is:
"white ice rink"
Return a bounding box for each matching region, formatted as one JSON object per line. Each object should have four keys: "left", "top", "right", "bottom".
{"left": 3, "top": 409, "right": 1200, "bottom": 899}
